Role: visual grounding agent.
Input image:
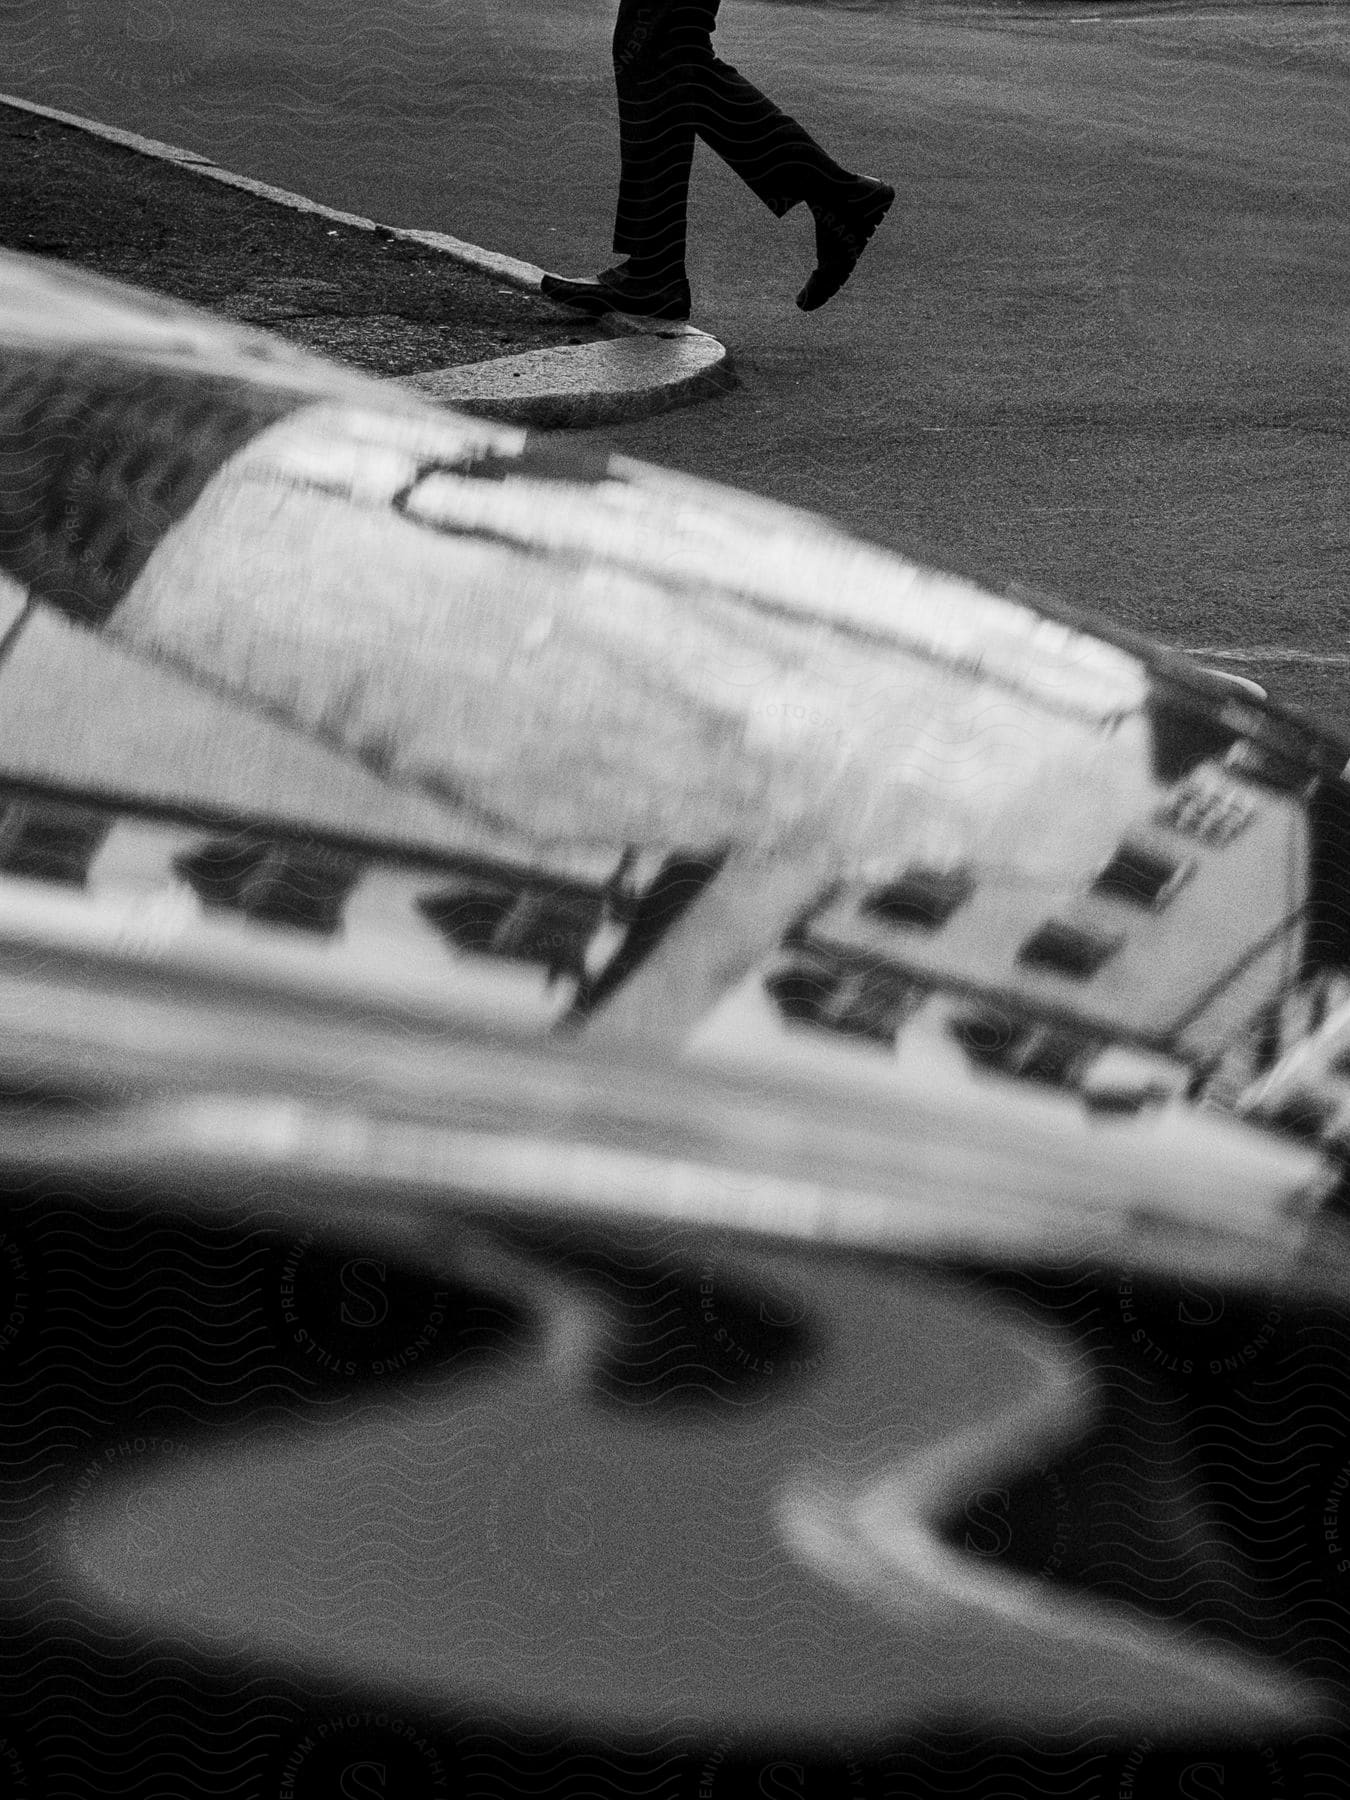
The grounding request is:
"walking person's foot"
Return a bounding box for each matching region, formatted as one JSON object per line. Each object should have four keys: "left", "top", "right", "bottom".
{"left": 540, "top": 261, "right": 692, "bottom": 322}
{"left": 797, "top": 174, "right": 895, "bottom": 312}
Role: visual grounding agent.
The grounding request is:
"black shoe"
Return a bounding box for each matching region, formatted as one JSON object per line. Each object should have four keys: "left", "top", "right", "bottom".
{"left": 540, "top": 264, "right": 692, "bottom": 322}
{"left": 796, "top": 175, "right": 895, "bottom": 313}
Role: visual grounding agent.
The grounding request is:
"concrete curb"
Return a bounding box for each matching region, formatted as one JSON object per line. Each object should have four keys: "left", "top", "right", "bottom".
{"left": 398, "top": 332, "right": 732, "bottom": 429}
{"left": 0, "top": 92, "right": 734, "bottom": 428}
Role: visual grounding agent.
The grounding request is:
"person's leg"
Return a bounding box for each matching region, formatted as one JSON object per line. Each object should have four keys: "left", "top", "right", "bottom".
{"left": 672, "top": 39, "right": 855, "bottom": 218}
{"left": 610, "top": 0, "right": 701, "bottom": 286}
{"left": 614, "top": 1, "right": 846, "bottom": 256}
{"left": 545, "top": 0, "right": 890, "bottom": 316}
{"left": 540, "top": 0, "right": 697, "bottom": 317}
{"left": 657, "top": 8, "right": 894, "bottom": 309}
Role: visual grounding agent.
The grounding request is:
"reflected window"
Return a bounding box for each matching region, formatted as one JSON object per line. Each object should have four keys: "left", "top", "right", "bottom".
{"left": 1017, "top": 920, "right": 1123, "bottom": 980}
{"left": 861, "top": 867, "right": 974, "bottom": 932}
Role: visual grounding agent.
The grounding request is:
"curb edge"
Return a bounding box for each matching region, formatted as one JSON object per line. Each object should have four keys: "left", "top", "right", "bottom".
{"left": 0, "top": 91, "right": 734, "bottom": 427}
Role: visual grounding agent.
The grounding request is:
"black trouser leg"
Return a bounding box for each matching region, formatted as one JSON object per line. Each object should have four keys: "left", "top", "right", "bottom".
{"left": 611, "top": 0, "right": 853, "bottom": 285}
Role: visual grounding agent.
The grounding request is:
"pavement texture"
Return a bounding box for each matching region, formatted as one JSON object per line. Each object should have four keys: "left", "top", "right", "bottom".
{"left": 0, "top": 95, "right": 733, "bottom": 428}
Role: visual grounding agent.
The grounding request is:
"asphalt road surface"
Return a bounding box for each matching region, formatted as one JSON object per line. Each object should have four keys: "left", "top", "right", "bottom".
{"left": 3, "top": 0, "right": 1349, "bottom": 733}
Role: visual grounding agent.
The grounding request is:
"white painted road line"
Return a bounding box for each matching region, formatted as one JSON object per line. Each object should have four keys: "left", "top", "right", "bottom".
{"left": 1179, "top": 649, "right": 1350, "bottom": 668}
